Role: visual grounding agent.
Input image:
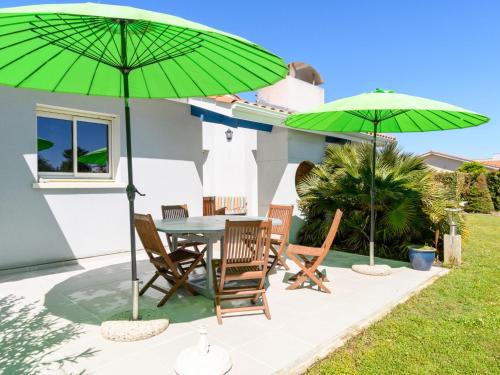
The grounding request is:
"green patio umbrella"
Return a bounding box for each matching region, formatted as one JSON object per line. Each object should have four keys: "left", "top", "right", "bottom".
{"left": 0, "top": 3, "right": 287, "bottom": 319}
{"left": 286, "top": 89, "right": 489, "bottom": 274}
{"left": 78, "top": 147, "right": 108, "bottom": 166}
{"left": 37, "top": 137, "right": 54, "bottom": 151}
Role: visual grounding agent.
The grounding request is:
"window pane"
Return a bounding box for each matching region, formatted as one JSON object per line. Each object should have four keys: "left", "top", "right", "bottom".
{"left": 37, "top": 117, "right": 73, "bottom": 172}
{"left": 77, "top": 120, "right": 109, "bottom": 173}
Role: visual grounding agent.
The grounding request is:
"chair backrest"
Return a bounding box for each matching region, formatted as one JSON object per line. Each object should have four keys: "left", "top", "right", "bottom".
{"left": 134, "top": 213, "right": 176, "bottom": 270}
{"left": 203, "top": 196, "right": 216, "bottom": 216}
{"left": 219, "top": 220, "right": 272, "bottom": 288}
{"left": 215, "top": 196, "right": 247, "bottom": 215}
{"left": 321, "top": 209, "right": 343, "bottom": 253}
{"left": 267, "top": 204, "right": 293, "bottom": 240}
{"left": 161, "top": 204, "right": 189, "bottom": 220}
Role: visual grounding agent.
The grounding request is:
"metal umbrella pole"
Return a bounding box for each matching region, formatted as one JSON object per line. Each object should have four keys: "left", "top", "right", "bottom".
{"left": 120, "top": 20, "right": 144, "bottom": 321}
{"left": 369, "top": 120, "right": 378, "bottom": 267}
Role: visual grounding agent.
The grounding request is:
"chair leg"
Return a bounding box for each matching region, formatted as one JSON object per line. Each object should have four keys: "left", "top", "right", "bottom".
{"left": 139, "top": 272, "right": 160, "bottom": 296}
{"left": 261, "top": 292, "right": 271, "bottom": 320}
{"left": 215, "top": 296, "right": 223, "bottom": 325}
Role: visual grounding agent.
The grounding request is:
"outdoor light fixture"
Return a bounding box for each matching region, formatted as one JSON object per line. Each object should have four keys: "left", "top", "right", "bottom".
{"left": 445, "top": 207, "right": 462, "bottom": 235}
{"left": 225, "top": 128, "right": 233, "bottom": 142}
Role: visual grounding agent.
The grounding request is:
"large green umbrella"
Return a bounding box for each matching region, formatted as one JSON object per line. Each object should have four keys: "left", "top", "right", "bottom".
{"left": 286, "top": 89, "right": 489, "bottom": 273}
{"left": 0, "top": 3, "right": 287, "bottom": 318}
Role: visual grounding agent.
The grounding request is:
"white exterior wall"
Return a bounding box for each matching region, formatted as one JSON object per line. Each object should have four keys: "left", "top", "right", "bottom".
{"left": 0, "top": 86, "right": 203, "bottom": 270}
{"left": 201, "top": 122, "right": 258, "bottom": 215}
{"left": 256, "top": 76, "right": 324, "bottom": 111}
{"left": 257, "top": 127, "right": 325, "bottom": 242}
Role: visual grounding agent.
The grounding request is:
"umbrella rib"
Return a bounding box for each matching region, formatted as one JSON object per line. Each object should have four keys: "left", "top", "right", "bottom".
{"left": 438, "top": 110, "right": 485, "bottom": 126}
{"left": 129, "top": 23, "right": 172, "bottom": 67}
{"left": 0, "top": 21, "right": 113, "bottom": 72}
{"left": 50, "top": 15, "right": 119, "bottom": 67}
{"left": 86, "top": 24, "right": 122, "bottom": 95}
{"left": 49, "top": 19, "right": 112, "bottom": 92}
{"left": 401, "top": 111, "right": 425, "bottom": 132}
{"left": 413, "top": 111, "right": 445, "bottom": 131}
{"left": 127, "top": 27, "right": 208, "bottom": 96}
{"left": 132, "top": 27, "right": 202, "bottom": 69}
{"left": 0, "top": 17, "right": 93, "bottom": 38}
{"left": 288, "top": 112, "right": 327, "bottom": 129}
{"left": 139, "top": 67, "right": 152, "bottom": 98}
{"left": 100, "top": 18, "right": 123, "bottom": 68}
{"left": 126, "top": 21, "right": 152, "bottom": 68}
{"left": 196, "top": 42, "right": 275, "bottom": 85}
{"left": 78, "top": 16, "right": 121, "bottom": 67}
{"left": 192, "top": 48, "right": 254, "bottom": 91}
{"left": 204, "top": 32, "right": 286, "bottom": 69}
{"left": 133, "top": 24, "right": 192, "bottom": 67}
{"left": 0, "top": 17, "right": 100, "bottom": 53}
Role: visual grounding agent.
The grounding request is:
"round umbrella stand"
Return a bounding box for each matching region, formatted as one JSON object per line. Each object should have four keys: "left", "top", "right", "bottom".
{"left": 101, "top": 318, "right": 169, "bottom": 342}
{"left": 352, "top": 264, "right": 392, "bottom": 276}
{"left": 175, "top": 325, "right": 232, "bottom": 375}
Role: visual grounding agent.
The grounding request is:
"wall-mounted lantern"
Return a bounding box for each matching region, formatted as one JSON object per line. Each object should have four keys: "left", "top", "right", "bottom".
{"left": 225, "top": 128, "right": 233, "bottom": 142}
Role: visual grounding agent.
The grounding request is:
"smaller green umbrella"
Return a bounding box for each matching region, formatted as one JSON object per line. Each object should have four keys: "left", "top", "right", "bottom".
{"left": 37, "top": 137, "right": 53, "bottom": 151}
{"left": 286, "top": 89, "right": 489, "bottom": 273}
{"left": 78, "top": 147, "right": 108, "bottom": 166}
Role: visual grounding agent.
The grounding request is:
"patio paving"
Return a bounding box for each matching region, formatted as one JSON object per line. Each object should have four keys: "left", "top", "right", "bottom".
{"left": 0, "top": 248, "right": 447, "bottom": 374}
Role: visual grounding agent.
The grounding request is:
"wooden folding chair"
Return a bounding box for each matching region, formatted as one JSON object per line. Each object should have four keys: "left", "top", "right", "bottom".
{"left": 134, "top": 214, "right": 204, "bottom": 307}
{"left": 161, "top": 204, "right": 207, "bottom": 270}
{"left": 266, "top": 204, "right": 293, "bottom": 275}
{"left": 286, "top": 209, "right": 343, "bottom": 293}
{"left": 203, "top": 196, "right": 226, "bottom": 216}
{"left": 212, "top": 219, "right": 272, "bottom": 324}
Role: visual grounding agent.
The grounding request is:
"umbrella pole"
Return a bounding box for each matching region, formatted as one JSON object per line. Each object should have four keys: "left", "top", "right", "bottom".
{"left": 120, "top": 21, "right": 140, "bottom": 321}
{"left": 369, "top": 121, "right": 378, "bottom": 266}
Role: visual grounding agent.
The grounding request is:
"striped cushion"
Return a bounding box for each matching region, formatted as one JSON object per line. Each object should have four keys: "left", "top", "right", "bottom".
{"left": 215, "top": 196, "right": 247, "bottom": 215}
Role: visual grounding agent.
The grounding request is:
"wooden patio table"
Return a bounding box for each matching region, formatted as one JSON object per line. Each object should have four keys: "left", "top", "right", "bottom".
{"left": 155, "top": 215, "right": 281, "bottom": 299}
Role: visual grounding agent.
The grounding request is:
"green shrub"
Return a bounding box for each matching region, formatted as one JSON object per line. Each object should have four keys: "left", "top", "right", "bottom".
{"left": 296, "top": 142, "right": 453, "bottom": 260}
{"left": 464, "top": 173, "right": 494, "bottom": 213}
{"left": 458, "top": 161, "right": 488, "bottom": 176}
{"left": 486, "top": 171, "right": 500, "bottom": 211}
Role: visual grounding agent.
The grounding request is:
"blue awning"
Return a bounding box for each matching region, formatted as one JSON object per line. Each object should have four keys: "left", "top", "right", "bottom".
{"left": 190, "top": 106, "right": 273, "bottom": 133}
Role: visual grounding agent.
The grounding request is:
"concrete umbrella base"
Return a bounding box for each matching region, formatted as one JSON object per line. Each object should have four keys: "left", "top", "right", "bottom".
{"left": 101, "top": 319, "right": 169, "bottom": 342}
{"left": 352, "top": 264, "right": 392, "bottom": 276}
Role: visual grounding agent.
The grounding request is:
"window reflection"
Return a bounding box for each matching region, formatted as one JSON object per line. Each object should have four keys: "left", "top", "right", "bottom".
{"left": 37, "top": 117, "right": 73, "bottom": 172}
{"left": 77, "top": 121, "right": 109, "bottom": 173}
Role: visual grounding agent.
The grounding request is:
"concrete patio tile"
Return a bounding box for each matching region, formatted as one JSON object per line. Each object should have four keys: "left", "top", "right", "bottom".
{"left": 0, "top": 250, "right": 448, "bottom": 374}
{"left": 235, "top": 331, "right": 314, "bottom": 371}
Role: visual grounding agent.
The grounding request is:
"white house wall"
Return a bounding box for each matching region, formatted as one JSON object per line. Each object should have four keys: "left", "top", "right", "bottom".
{"left": 202, "top": 122, "right": 258, "bottom": 215}
{"left": 0, "top": 87, "right": 203, "bottom": 270}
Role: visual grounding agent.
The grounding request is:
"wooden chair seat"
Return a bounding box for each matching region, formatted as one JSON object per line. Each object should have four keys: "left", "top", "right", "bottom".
{"left": 213, "top": 220, "right": 272, "bottom": 324}
{"left": 286, "top": 209, "right": 343, "bottom": 294}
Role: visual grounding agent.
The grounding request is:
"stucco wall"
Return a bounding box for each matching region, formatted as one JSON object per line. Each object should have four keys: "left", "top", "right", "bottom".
{"left": 0, "top": 86, "right": 203, "bottom": 269}
{"left": 201, "top": 122, "right": 258, "bottom": 215}
{"left": 257, "top": 127, "right": 325, "bottom": 242}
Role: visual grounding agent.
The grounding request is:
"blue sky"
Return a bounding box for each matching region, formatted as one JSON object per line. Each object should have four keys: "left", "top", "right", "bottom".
{"left": 6, "top": 0, "right": 499, "bottom": 159}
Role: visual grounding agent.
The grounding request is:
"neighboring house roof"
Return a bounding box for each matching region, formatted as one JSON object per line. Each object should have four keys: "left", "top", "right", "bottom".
{"left": 205, "top": 95, "right": 396, "bottom": 142}
{"left": 480, "top": 160, "right": 500, "bottom": 169}
{"left": 420, "top": 150, "right": 500, "bottom": 171}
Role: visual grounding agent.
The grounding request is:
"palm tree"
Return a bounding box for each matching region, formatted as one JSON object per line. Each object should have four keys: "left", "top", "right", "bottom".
{"left": 297, "top": 142, "right": 438, "bottom": 260}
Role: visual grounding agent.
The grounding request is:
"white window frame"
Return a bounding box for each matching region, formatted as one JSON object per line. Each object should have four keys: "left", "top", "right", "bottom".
{"left": 36, "top": 105, "right": 117, "bottom": 180}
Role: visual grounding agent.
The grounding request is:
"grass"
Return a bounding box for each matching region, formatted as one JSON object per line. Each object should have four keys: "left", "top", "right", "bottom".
{"left": 307, "top": 214, "right": 500, "bottom": 375}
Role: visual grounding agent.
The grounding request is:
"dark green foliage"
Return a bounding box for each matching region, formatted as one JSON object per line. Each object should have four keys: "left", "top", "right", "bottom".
{"left": 458, "top": 161, "right": 488, "bottom": 176}
{"left": 465, "top": 173, "right": 494, "bottom": 213}
{"left": 486, "top": 171, "right": 500, "bottom": 211}
{"left": 297, "top": 142, "right": 440, "bottom": 260}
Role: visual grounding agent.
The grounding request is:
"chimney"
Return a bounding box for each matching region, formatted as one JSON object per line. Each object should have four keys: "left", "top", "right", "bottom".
{"left": 256, "top": 62, "right": 325, "bottom": 112}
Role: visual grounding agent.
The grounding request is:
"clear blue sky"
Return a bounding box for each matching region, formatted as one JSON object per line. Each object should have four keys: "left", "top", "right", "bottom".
{"left": 5, "top": 0, "right": 499, "bottom": 159}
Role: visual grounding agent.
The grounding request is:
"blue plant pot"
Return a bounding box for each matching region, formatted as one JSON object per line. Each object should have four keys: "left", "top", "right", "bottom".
{"left": 408, "top": 245, "right": 436, "bottom": 271}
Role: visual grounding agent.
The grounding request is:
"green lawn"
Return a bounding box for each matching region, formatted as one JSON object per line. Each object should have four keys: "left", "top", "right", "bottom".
{"left": 307, "top": 214, "right": 500, "bottom": 375}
